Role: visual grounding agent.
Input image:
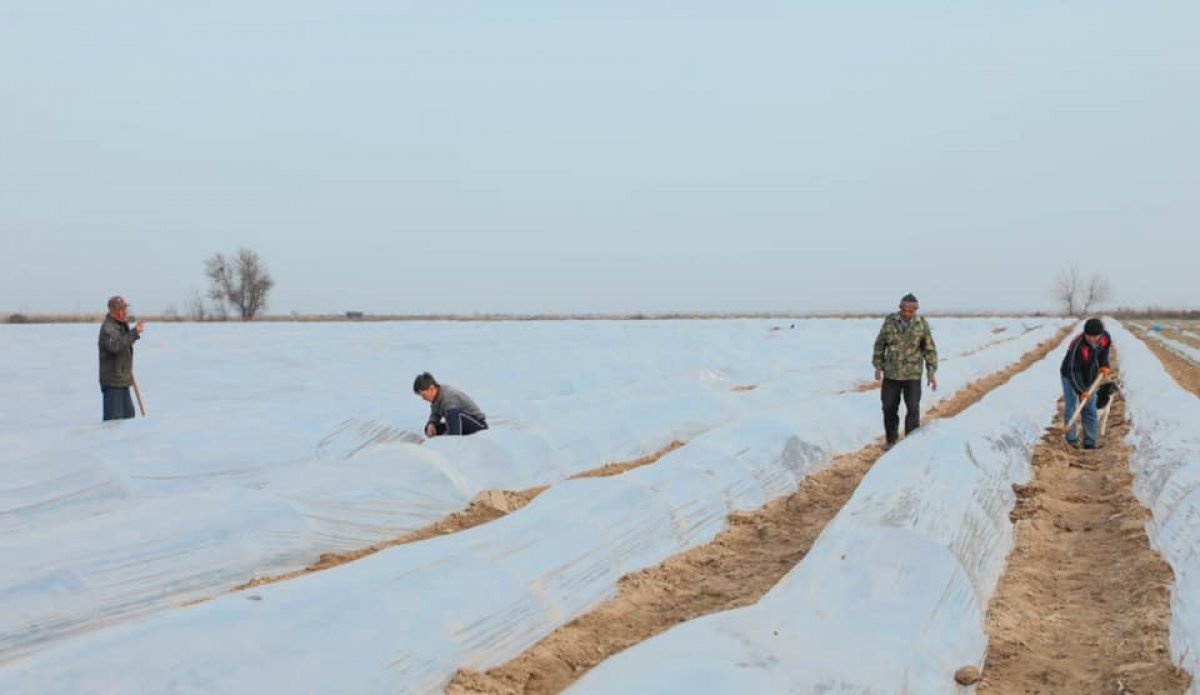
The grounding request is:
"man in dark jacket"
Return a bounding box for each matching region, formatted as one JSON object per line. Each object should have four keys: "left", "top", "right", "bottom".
{"left": 413, "top": 372, "right": 488, "bottom": 437}
{"left": 872, "top": 293, "right": 938, "bottom": 449}
{"left": 98, "top": 295, "right": 144, "bottom": 420}
{"left": 1060, "top": 317, "right": 1112, "bottom": 449}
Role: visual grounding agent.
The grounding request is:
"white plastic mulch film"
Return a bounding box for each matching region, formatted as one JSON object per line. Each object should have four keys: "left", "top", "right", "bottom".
{"left": 1106, "top": 321, "right": 1200, "bottom": 691}
{"left": 566, "top": 329, "right": 1071, "bottom": 693}
{"left": 1143, "top": 328, "right": 1200, "bottom": 364}
{"left": 0, "top": 317, "right": 1068, "bottom": 692}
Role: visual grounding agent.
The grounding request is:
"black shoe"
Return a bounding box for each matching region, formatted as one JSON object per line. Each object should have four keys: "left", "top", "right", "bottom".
{"left": 883, "top": 441, "right": 896, "bottom": 451}
{"left": 1083, "top": 442, "right": 1096, "bottom": 450}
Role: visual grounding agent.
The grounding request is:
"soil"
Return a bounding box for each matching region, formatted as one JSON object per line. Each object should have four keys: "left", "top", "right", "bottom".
{"left": 569, "top": 441, "right": 683, "bottom": 479}
{"left": 979, "top": 346, "right": 1193, "bottom": 693}
{"left": 222, "top": 322, "right": 1200, "bottom": 694}
{"left": 446, "top": 327, "right": 1072, "bottom": 695}
{"left": 231, "top": 441, "right": 682, "bottom": 592}
{"left": 845, "top": 323, "right": 1044, "bottom": 393}
{"left": 1138, "top": 331, "right": 1200, "bottom": 397}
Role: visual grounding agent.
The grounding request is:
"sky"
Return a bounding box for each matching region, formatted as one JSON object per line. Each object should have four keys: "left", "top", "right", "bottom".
{"left": 2, "top": 1, "right": 1196, "bottom": 316}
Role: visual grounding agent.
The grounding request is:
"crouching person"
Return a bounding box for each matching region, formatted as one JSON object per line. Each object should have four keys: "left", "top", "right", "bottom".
{"left": 413, "top": 372, "right": 488, "bottom": 437}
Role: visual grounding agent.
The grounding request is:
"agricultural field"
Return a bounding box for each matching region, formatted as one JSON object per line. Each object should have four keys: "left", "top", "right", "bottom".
{"left": 0, "top": 317, "right": 1197, "bottom": 693}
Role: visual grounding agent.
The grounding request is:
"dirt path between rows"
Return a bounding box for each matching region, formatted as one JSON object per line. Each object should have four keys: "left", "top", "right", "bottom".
{"left": 447, "top": 327, "right": 1072, "bottom": 695}
{"left": 979, "top": 345, "right": 1193, "bottom": 694}
{"left": 230, "top": 442, "right": 683, "bottom": 593}
{"left": 1138, "top": 329, "right": 1200, "bottom": 397}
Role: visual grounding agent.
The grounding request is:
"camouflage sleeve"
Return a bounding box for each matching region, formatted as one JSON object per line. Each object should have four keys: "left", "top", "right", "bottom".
{"left": 872, "top": 321, "right": 888, "bottom": 369}
{"left": 923, "top": 322, "right": 938, "bottom": 376}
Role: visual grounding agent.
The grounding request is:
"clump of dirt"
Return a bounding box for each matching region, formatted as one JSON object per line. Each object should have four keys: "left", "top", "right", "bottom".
{"left": 979, "top": 353, "right": 1191, "bottom": 694}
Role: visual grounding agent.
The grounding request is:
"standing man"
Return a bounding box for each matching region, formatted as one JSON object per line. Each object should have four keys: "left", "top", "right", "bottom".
{"left": 98, "top": 295, "right": 144, "bottom": 421}
{"left": 413, "top": 372, "right": 488, "bottom": 437}
{"left": 1060, "top": 317, "right": 1112, "bottom": 449}
{"left": 872, "top": 293, "right": 938, "bottom": 449}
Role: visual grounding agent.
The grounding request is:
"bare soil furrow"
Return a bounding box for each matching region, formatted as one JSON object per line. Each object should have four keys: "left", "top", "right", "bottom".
{"left": 979, "top": 350, "right": 1191, "bottom": 694}
{"left": 231, "top": 441, "right": 683, "bottom": 592}
{"left": 447, "top": 327, "right": 1070, "bottom": 695}
{"left": 1138, "top": 331, "right": 1200, "bottom": 397}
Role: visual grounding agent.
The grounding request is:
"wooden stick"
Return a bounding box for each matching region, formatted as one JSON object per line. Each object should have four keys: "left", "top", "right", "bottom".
{"left": 1065, "top": 372, "right": 1104, "bottom": 431}
{"left": 1099, "top": 402, "right": 1114, "bottom": 437}
{"left": 132, "top": 375, "right": 147, "bottom": 416}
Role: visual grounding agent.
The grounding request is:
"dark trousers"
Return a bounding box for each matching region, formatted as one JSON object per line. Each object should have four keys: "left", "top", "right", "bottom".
{"left": 880, "top": 378, "right": 922, "bottom": 444}
{"left": 102, "top": 386, "right": 136, "bottom": 421}
{"left": 433, "top": 408, "right": 488, "bottom": 436}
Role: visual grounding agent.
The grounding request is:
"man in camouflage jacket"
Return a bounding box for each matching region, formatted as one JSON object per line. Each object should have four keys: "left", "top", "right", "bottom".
{"left": 872, "top": 293, "right": 938, "bottom": 448}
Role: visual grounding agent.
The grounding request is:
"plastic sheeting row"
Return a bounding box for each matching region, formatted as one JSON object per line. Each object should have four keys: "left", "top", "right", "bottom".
{"left": 1106, "top": 322, "right": 1200, "bottom": 691}
{"left": 0, "top": 320, "right": 1063, "bottom": 660}
{"left": 0, "top": 322, "right": 1066, "bottom": 691}
{"left": 569, "top": 331, "right": 1069, "bottom": 693}
{"left": 1143, "top": 329, "right": 1200, "bottom": 364}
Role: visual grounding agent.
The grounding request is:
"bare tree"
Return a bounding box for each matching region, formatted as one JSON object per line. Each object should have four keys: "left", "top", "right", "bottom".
{"left": 1081, "top": 274, "right": 1112, "bottom": 315}
{"left": 1054, "top": 265, "right": 1081, "bottom": 316}
{"left": 1052, "top": 265, "right": 1113, "bottom": 317}
{"left": 204, "top": 248, "right": 275, "bottom": 320}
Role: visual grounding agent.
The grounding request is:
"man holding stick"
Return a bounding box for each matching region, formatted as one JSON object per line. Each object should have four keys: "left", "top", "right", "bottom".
{"left": 98, "top": 294, "right": 144, "bottom": 421}
{"left": 1060, "top": 317, "right": 1112, "bottom": 449}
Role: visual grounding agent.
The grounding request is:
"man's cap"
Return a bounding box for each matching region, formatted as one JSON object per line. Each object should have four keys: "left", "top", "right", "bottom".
{"left": 107, "top": 295, "right": 129, "bottom": 311}
{"left": 900, "top": 293, "right": 919, "bottom": 304}
{"left": 1084, "top": 318, "right": 1104, "bottom": 336}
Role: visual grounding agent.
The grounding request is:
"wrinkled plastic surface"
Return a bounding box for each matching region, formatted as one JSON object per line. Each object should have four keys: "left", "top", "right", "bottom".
{"left": 1143, "top": 329, "right": 1200, "bottom": 364}
{"left": 0, "top": 318, "right": 1066, "bottom": 691}
{"left": 570, "top": 332, "right": 1067, "bottom": 694}
{"left": 1106, "top": 322, "right": 1200, "bottom": 690}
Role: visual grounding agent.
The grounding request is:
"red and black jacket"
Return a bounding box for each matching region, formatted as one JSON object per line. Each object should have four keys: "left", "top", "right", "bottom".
{"left": 1059, "top": 331, "right": 1112, "bottom": 395}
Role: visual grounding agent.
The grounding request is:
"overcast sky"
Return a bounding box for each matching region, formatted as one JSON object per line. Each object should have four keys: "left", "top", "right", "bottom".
{"left": 3, "top": 1, "right": 1195, "bottom": 316}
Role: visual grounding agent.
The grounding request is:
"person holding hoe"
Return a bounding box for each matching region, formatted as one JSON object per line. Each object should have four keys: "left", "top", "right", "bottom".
{"left": 872, "top": 292, "right": 938, "bottom": 449}
{"left": 98, "top": 294, "right": 144, "bottom": 421}
{"left": 1060, "top": 317, "right": 1113, "bottom": 449}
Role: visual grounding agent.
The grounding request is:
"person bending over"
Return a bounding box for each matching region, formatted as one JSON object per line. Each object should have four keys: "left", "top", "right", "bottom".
{"left": 413, "top": 372, "right": 488, "bottom": 437}
{"left": 1059, "top": 317, "right": 1113, "bottom": 450}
